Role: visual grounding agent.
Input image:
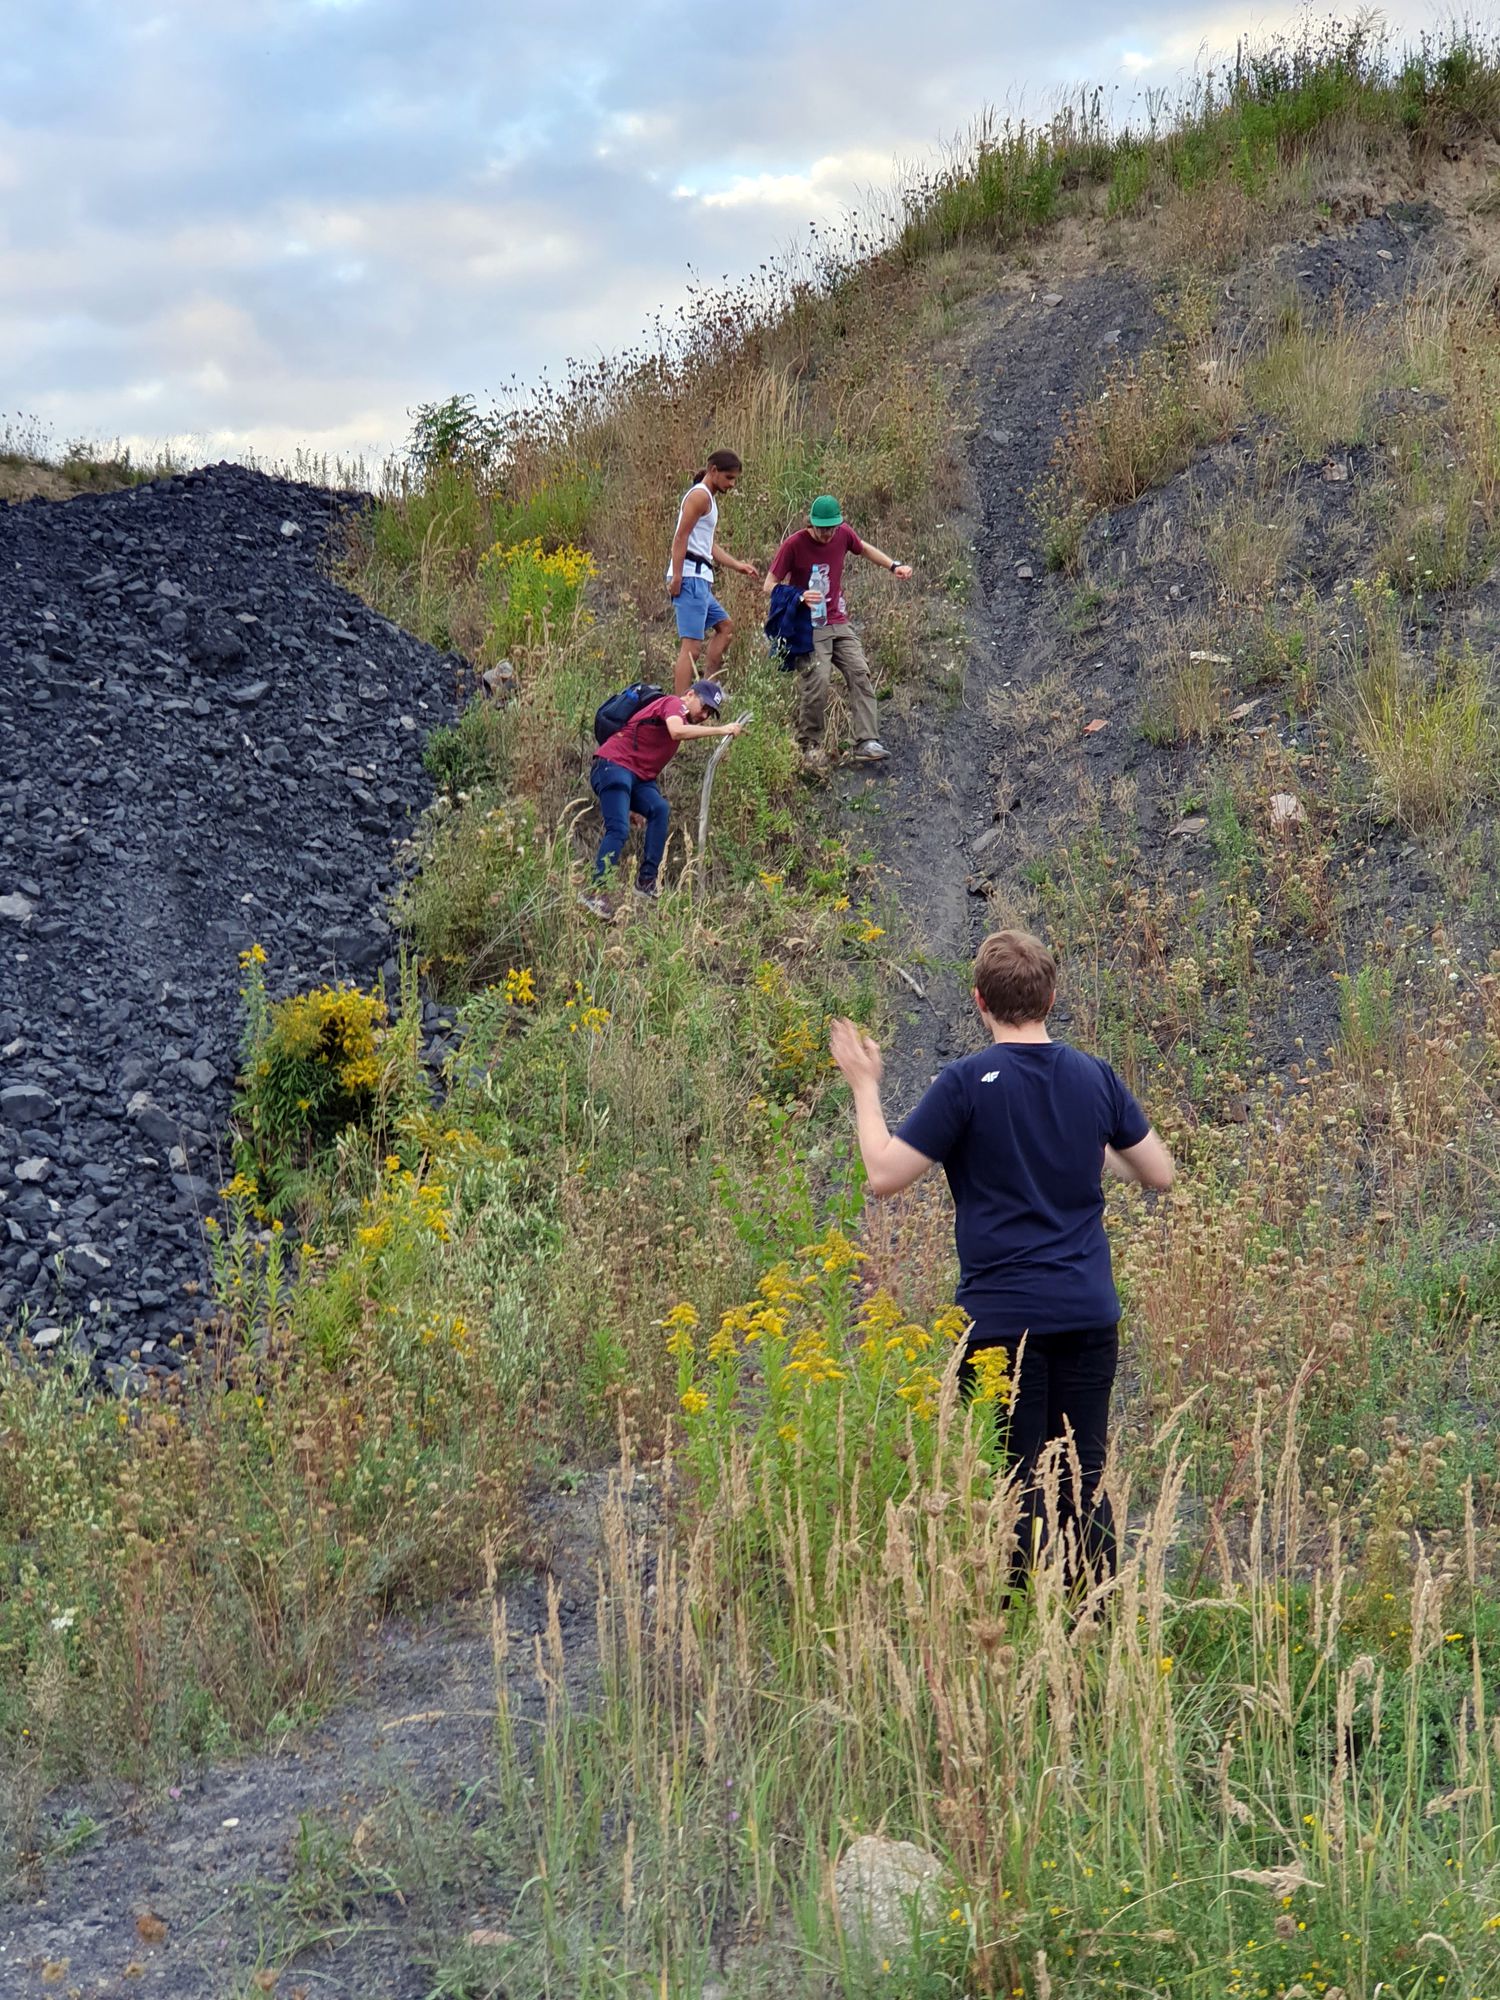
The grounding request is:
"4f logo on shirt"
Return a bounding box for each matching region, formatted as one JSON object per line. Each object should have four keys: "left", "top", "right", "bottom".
{"left": 981, "top": 1070, "right": 1000, "bottom": 1083}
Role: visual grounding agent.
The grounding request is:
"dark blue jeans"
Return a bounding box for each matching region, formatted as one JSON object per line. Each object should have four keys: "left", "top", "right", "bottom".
{"left": 591, "top": 761, "right": 670, "bottom": 889}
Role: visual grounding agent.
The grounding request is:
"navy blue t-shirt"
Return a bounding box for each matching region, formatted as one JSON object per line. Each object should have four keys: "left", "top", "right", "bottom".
{"left": 895, "top": 1041, "right": 1149, "bottom": 1339}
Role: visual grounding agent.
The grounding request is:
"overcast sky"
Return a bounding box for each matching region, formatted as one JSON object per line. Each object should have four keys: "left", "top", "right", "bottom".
{"left": 1, "top": 1, "right": 1447, "bottom": 470}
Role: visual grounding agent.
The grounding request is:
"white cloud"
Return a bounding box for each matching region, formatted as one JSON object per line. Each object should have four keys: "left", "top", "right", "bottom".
{"left": 679, "top": 147, "right": 911, "bottom": 219}
{"left": 0, "top": 0, "right": 1471, "bottom": 462}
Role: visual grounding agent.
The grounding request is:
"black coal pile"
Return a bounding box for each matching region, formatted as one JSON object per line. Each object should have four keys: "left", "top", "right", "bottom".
{"left": 0, "top": 462, "right": 455, "bottom": 1381}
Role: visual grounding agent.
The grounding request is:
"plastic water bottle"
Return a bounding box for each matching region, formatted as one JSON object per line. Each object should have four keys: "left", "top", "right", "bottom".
{"left": 809, "top": 562, "right": 830, "bottom": 628}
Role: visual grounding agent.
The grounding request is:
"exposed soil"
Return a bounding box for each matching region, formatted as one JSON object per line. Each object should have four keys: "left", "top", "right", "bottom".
{"left": 0, "top": 1476, "right": 618, "bottom": 1997}
{"left": 860, "top": 259, "right": 1160, "bottom": 1109}
{"left": 865, "top": 195, "right": 1500, "bottom": 1116}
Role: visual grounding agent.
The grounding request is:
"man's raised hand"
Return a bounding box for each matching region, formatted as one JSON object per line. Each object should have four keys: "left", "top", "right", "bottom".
{"left": 830, "top": 1016, "right": 884, "bottom": 1088}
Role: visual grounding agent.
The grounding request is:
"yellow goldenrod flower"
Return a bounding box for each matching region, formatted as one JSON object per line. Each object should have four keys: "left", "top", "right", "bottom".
{"left": 969, "top": 1344, "right": 1012, "bottom": 1408}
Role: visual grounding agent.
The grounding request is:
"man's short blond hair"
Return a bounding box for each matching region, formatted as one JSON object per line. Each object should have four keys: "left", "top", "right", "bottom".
{"left": 974, "top": 930, "right": 1056, "bottom": 1025}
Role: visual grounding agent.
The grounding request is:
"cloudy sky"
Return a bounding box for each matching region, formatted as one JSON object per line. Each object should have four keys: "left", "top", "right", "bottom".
{"left": 1, "top": 1, "right": 1445, "bottom": 470}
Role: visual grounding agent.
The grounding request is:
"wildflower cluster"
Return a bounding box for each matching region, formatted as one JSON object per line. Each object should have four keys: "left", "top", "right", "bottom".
{"left": 565, "top": 982, "right": 611, "bottom": 1034}
{"left": 303, "top": 1160, "right": 457, "bottom": 1365}
{"left": 418, "top": 1309, "right": 470, "bottom": 1351}
{"left": 667, "top": 1230, "right": 979, "bottom": 1541}
{"left": 503, "top": 965, "right": 538, "bottom": 1006}
{"left": 233, "top": 969, "right": 390, "bottom": 1212}
{"left": 371, "top": 1167, "right": 453, "bottom": 1245}
{"left": 748, "top": 963, "right": 824, "bottom": 1097}
{"left": 203, "top": 1173, "right": 292, "bottom": 1341}
{"left": 478, "top": 535, "right": 597, "bottom": 657}
{"left": 238, "top": 940, "right": 271, "bottom": 1052}
{"left": 267, "top": 983, "right": 387, "bottom": 1091}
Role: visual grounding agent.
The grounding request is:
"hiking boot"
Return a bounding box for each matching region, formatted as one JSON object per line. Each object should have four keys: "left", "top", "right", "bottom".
{"left": 578, "top": 890, "right": 615, "bottom": 921}
{"left": 852, "top": 738, "right": 891, "bottom": 765}
{"left": 633, "top": 883, "right": 660, "bottom": 904}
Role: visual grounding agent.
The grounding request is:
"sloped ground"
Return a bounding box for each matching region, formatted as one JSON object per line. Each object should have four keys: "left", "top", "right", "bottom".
{"left": 0, "top": 1478, "right": 614, "bottom": 1998}
{"left": 863, "top": 259, "right": 1158, "bottom": 1103}
{"left": 869, "top": 187, "right": 1500, "bottom": 1111}
{"left": 0, "top": 466, "right": 456, "bottom": 1372}
{"left": 8, "top": 159, "right": 1500, "bottom": 2000}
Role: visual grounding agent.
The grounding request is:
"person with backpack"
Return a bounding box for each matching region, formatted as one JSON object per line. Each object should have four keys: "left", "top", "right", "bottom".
{"left": 580, "top": 677, "right": 746, "bottom": 918}
{"left": 829, "top": 930, "right": 1175, "bottom": 1583}
{"left": 668, "top": 451, "right": 759, "bottom": 696}
{"left": 763, "top": 494, "right": 911, "bottom": 771}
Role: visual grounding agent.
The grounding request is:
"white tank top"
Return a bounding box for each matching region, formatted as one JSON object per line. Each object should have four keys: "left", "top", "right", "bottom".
{"left": 667, "top": 481, "right": 717, "bottom": 578}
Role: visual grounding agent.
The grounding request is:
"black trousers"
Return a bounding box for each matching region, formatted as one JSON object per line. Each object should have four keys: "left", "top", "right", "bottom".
{"left": 960, "top": 1323, "right": 1119, "bottom": 1582}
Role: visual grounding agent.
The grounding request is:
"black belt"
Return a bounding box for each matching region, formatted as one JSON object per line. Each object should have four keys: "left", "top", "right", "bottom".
{"left": 684, "top": 553, "right": 714, "bottom": 574}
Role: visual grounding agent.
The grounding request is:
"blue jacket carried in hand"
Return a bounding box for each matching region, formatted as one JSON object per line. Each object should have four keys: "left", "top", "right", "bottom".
{"left": 764, "top": 582, "right": 813, "bottom": 668}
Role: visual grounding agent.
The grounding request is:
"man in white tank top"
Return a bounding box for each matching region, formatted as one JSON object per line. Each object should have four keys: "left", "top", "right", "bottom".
{"left": 667, "top": 448, "right": 759, "bottom": 695}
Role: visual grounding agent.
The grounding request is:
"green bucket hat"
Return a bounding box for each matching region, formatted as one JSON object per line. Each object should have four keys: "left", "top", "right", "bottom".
{"left": 808, "top": 494, "right": 843, "bottom": 528}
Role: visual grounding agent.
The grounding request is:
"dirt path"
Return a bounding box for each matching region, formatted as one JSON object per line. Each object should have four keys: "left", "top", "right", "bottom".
{"left": 0, "top": 1488, "right": 612, "bottom": 1998}
{"left": 852, "top": 265, "right": 1157, "bottom": 1109}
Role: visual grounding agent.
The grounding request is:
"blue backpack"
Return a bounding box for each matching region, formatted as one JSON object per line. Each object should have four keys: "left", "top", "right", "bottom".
{"left": 593, "top": 680, "right": 665, "bottom": 745}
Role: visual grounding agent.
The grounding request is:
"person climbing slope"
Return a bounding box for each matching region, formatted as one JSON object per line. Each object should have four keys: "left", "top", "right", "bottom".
{"left": 667, "top": 451, "right": 759, "bottom": 696}
{"left": 829, "top": 929, "right": 1175, "bottom": 1583}
{"left": 581, "top": 677, "right": 746, "bottom": 918}
{"left": 762, "top": 494, "right": 911, "bottom": 771}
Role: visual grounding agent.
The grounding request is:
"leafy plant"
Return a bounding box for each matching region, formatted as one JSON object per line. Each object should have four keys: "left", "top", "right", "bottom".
{"left": 477, "top": 536, "right": 596, "bottom": 662}
{"left": 233, "top": 948, "right": 392, "bottom": 1211}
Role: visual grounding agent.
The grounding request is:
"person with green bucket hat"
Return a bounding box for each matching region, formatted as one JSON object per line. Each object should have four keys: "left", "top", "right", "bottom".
{"left": 764, "top": 494, "right": 911, "bottom": 771}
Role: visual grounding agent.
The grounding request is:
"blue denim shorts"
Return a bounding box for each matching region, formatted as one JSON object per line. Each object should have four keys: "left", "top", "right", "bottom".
{"left": 672, "top": 573, "right": 728, "bottom": 641}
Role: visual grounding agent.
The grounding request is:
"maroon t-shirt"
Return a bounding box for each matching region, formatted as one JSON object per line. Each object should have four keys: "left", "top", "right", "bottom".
{"left": 594, "top": 694, "right": 685, "bottom": 782}
{"left": 770, "top": 525, "right": 864, "bottom": 626}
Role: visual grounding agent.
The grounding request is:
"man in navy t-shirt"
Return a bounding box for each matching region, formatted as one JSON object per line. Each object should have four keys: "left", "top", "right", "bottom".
{"left": 829, "top": 929, "right": 1174, "bottom": 1580}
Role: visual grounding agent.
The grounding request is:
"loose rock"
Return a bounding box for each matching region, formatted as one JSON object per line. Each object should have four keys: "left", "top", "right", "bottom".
{"left": 0, "top": 463, "right": 453, "bottom": 1365}
{"left": 833, "top": 1834, "right": 946, "bottom": 1960}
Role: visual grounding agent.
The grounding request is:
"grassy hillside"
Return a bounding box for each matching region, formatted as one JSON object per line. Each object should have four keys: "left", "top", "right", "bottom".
{"left": 0, "top": 417, "right": 160, "bottom": 502}
{"left": 7, "top": 18, "right": 1500, "bottom": 1996}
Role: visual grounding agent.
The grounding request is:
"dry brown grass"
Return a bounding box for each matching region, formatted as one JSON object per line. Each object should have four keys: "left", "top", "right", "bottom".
{"left": 1148, "top": 169, "right": 1311, "bottom": 276}
{"left": 1203, "top": 480, "right": 1303, "bottom": 607}
{"left": 1034, "top": 313, "right": 1243, "bottom": 570}
{"left": 1246, "top": 300, "right": 1383, "bottom": 462}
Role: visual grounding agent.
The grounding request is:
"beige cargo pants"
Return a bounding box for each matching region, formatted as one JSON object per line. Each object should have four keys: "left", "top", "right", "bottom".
{"left": 795, "top": 623, "right": 879, "bottom": 748}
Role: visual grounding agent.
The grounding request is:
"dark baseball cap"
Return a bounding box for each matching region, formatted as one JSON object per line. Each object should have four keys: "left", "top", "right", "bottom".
{"left": 690, "top": 678, "right": 725, "bottom": 715}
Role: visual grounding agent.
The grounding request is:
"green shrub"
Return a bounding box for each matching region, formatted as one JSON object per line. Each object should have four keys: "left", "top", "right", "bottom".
{"left": 422, "top": 698, "right": 512, "bottom": 796}
{"left": 233, "top": 949, "right": 392, "bottom": 1212}
{"left": 491, "top": 462, "right": 603, "bottom": 547}
{"left": 1353, "top": 638, "right": 1497, "bottom": 830}
{"left": 397, "top": 793, "right": 564, "bottom": 997}
{"left": 477, "top": 536, "right": 596, "bottom": 662}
